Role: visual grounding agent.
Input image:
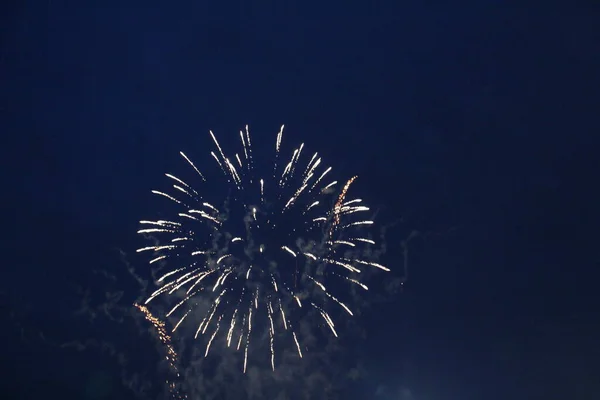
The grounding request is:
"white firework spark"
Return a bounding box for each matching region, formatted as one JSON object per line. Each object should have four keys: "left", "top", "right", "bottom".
{"left": 138, "top": 125, "right": 388, "bottom": 372}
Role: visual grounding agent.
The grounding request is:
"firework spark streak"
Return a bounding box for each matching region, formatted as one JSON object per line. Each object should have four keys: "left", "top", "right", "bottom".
{"left": 134, "top": 303, "right": 186, "bottom": 399}
{"left": 138, "top": 125, "right": 389, "bottom": 372}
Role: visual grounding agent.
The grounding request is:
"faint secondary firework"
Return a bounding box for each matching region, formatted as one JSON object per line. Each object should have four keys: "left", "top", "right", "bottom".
{"left": 134, "top": 303, "right": 186, "bottom": 399}
{"left": 137, "top": 125, "right": 389, "bottom": 373}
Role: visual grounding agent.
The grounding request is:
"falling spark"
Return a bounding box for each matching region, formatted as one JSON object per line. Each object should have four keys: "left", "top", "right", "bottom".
{"left": 135, "top": 304, "right": 186, "bottom": 399}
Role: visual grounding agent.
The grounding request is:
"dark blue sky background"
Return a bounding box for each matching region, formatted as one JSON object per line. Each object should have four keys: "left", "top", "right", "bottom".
{"left": 2, "top": 1, "right": 599, "bottom": 399}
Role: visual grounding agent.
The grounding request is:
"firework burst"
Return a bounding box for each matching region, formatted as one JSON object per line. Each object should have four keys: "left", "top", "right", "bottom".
{"left": 137, "top": 125, "right": 389, "bottom": 372}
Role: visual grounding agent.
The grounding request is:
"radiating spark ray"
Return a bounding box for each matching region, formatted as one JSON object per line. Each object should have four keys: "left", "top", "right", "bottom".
{"left": 137, "top": 245, "right": 177, "bottom": 253}
{"left": 216, "top": 254, "right": 231, "bottom": 264}
{"left": 158, "top": 267, "right": 186, "bottom": 282}
{"left": 166, "top": 173, "right": 199, "bottom": 196}
{"left": 292, "top": 331, "right": 303, "bottom": 358}
{"left": 341, "top": 220, "right": 374, "bottom": 229}
{"left": 308, "top": 276, "right": 353, "bottom": 315}
{"left": 245, "top": 125, "right": 253, "bottom": 169}
{"left": 281, "top": 246, "right": 297, "bottom": 257}
{"left": 178, "top": 213, "right": 199, "bottom": 222}
{"left": 140, "top": 220, "right": 181, "bottom": 227}
{"left": 173, "top": 184, "right": 194, "bottom": 198}
{"left": 202, "top": 202, "right": 219, "bottom": 212}
{"left": 279, "top": 298, "right": 288, "bottom": 330}
{"left": 167, "top": 291, "right": 197, "bottom": 317}
{"left": 328, "top": 240, "right": 355, "bottom": 247}
{"left": 205, "top": 315, "right": 222, "bottom": 357}
{"left": 311, "top": 303, "right": 338, "bottom": 337}
{"left": 211, "top": 151, "right": 226, "bottom": 174}
{"left": 350, "top": 237, "right": 375, "bottom": 245}
{"left": 137, "top": 226, "right": 176, "bottom": 233}
{"left": 209, "top": 130, "right": 227, "bottom": 162}
{"left": 321, "top": 181, "right": 337, "bottom": 192}
{"left": 180, "top": 151, "right": 206, "bottom": 181}
{"left": 149, "top": 255, "right": 167, "bottom": 264}
{"left": 322, "top": 258, "right": 361, "bottom": 273}
{"left": 260, "top": 179, "right": 264, "bottom": 202}
{"left": 352, "top": 259, "right": 391, "bottom": 272}
{"left": 276, "top": 125, "right": 284, "bottom": 153}
{"left": 237, "top": 314, "right": 246, "bottom": 351}
{"left": 243, "top": 305, "right": 253, "bottom": 373}
{"left": 239, "top": 130, "right": 249, "bottom": 164}
{"left": 333, "top": 272, "right": 369, "bottom": 290}
{"left": 189, "top": 209, "right": 222, "bottom": 225}
{"left": 227, "top": 308, "right": 238, "bottom": 347}
{"left": 267, "top": 302, "right": 275, "bottom": 371}
{"left": 310, "top": 166, "right": 331, "bottom": 191}
{"left": 173, "top": 308, "right": 192, "bottom": 332}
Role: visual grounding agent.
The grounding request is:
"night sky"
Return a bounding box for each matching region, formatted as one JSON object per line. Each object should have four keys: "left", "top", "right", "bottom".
{"left": 2, "top": 2, "right": 599, "bottom": 399}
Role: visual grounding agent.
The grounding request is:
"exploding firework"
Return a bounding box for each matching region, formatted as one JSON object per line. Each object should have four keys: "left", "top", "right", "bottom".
{"left": 137, "top": 125, "right": 389, "bottom": 373}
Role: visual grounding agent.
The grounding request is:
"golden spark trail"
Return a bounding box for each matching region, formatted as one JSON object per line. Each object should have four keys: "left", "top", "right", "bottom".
{"left": 134, "top": 303, "right": 185, "bottom": 399}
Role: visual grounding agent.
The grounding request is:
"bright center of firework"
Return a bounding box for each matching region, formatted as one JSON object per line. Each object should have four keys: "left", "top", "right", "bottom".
{"left": 242, "top": 212, "right": 292, "bottom": 266}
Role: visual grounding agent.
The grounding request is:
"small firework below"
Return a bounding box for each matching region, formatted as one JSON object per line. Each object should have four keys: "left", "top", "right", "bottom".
{"left": 135, "top": 303, "right": 186, "bottom": 399}
{"left": 137, "top": 125, "right": 389, "bottom": 373}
